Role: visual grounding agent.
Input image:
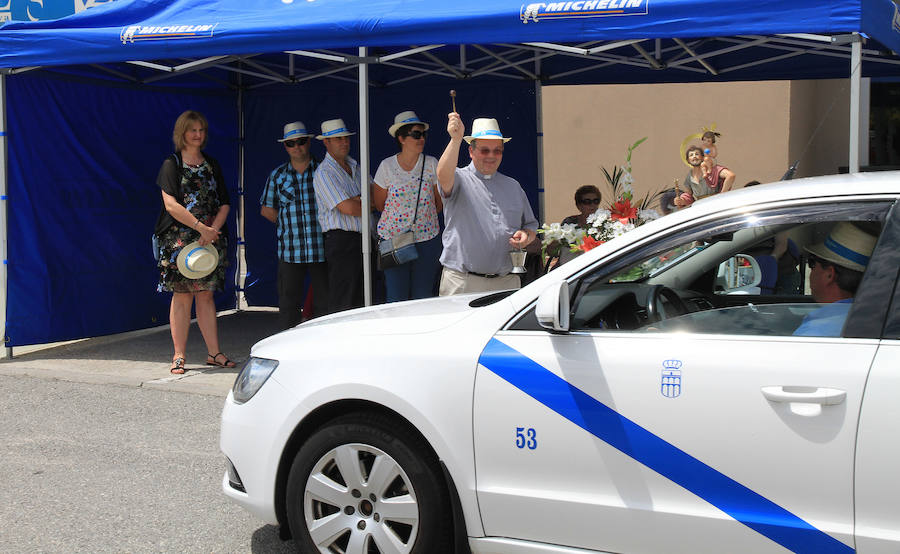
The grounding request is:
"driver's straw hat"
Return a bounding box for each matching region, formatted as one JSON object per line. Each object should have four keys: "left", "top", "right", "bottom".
{"left": 804, "top": 222, "right": 877, "bottom": 273}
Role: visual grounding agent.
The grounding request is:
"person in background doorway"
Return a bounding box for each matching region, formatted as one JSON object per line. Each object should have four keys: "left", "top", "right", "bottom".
{"left": 154, "top": 110, "right": 235, "bottom": 374}
{"left": 260, "top": 121, "right": 328, "bottom": 328}
{"left": 562, "top": 185, "right": 602, "bottom": 227}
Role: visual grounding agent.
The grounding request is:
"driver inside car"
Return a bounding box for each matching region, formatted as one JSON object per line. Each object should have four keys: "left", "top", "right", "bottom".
{"left": 793, "top": 222, "right": 878, "bottom": 337}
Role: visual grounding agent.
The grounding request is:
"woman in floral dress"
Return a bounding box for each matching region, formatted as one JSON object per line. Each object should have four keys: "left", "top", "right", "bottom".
{"left": 154, "top": 110, "right": 234, "bottom": 374}
{"left": 373, "top": 111, "right": 443, "bottom": 302}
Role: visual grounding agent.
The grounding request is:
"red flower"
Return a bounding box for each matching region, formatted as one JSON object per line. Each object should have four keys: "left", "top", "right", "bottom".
{"left": 610, "top": 198, "right": 638, "bottom": 223}
{"left": 580, "top": 235, "right": 604, "bottom": 252}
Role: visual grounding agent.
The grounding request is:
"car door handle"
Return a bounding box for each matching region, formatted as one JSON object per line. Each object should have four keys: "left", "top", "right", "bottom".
{"left": 761, "top": 386, "right": 846, "bottom": 405}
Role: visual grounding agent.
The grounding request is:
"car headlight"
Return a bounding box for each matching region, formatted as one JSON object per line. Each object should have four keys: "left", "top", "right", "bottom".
{"left": 232, "top": 357, "right": 279, "bottom": 404}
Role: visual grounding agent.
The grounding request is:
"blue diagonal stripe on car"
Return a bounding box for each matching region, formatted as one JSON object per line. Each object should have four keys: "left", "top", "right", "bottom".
{"left": 478, "top": 337, "right": 854, "bottom": 554}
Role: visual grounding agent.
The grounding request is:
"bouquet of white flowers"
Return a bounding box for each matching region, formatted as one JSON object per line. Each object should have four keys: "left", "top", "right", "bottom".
{"left": 577, "top": 207, "right": 660, "bottom": 251}
{"left": 538, "top": 137, "right": 663, "bottom": 260}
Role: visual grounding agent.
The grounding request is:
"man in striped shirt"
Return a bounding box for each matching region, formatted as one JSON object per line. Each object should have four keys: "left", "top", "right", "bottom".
{"left": 312, "top": 118, "right": 373, "bottom": 314}
{"left": 260, "top": 121, "right": 328, "bottom": 328}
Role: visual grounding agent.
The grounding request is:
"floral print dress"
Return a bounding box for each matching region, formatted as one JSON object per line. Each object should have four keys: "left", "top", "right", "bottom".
{"left": 157, "top": 161, "right": 228, "bottom": 293}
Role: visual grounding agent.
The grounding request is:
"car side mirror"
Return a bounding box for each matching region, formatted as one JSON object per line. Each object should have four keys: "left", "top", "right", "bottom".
{"left": 714, "top": 253, "right": 763, "bottom": 295}
{"left": 536, "top": 281, "right": 570, "bottom": 332}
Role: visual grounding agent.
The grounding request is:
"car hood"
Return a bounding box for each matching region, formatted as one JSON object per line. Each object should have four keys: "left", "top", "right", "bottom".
{"left": 261, "top": 293, "right": 488, "bottom": 343}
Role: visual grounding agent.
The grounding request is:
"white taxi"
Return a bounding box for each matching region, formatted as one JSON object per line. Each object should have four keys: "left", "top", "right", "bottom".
{"left": 221, "top": 171, "right": 900, "bottom": 554}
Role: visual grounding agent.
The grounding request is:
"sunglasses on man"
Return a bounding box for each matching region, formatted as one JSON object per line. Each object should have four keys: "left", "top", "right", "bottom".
{"left": 807, "top": 255, "right": 830, "bottom": 269}
{"left": 284, "top": 137, "right": 309, "bottom": 148}
{"left": 402, "top": 130, "right": 428, "bottom": 140}
{"left": 578, "top": 197, "right": 602, "bottom": 205}
{"left": 476, "top": 147, "right": 504, "bottom": 156}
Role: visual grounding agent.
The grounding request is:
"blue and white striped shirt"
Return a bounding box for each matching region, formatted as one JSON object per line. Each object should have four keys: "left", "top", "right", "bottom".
{"left": 313, "top": 153, "right": 370, "bottom": 233}
{"left": 259, "top": 159, "right": 324, "bottom": 263}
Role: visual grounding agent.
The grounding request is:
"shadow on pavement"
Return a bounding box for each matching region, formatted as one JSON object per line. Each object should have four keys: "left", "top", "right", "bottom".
{"left": 251, "top": 524, "right": 297, "bottom": 553}
{"left": 0, "top": 311, "right": 285, "bottom": 395}
{"left": 3, "top": 311, "right": 283, "bottom": 365}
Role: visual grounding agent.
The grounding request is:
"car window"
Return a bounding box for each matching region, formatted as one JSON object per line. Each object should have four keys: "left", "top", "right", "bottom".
{"left": 566, "top": 201, "right": 891, "bottom": 338}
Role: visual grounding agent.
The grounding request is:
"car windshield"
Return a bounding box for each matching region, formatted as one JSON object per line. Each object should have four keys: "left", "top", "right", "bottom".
{"left": 609, "top": 242, "right": 708, "bottom": 283}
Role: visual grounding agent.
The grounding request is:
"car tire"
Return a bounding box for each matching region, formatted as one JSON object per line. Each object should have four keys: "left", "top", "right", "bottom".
{"left": 285, "top": 413, "right": 453, "bottom": 553}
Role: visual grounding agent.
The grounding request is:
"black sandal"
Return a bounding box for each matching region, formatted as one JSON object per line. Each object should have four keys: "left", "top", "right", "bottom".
{"left": 170, "top": 357, "right": 186, "bottom": 374}
{"left": 207, "top": 352, "right": 236, "bottom": 368}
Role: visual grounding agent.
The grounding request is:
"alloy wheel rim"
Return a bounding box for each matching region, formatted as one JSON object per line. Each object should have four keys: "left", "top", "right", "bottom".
{"left": 304, "top": 442, "right": 420, "bottom": 553}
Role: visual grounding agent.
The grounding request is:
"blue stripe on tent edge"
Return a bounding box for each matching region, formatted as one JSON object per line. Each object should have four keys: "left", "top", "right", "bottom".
{"left": 478, "top": 338, "right": 854, "bottom": 554}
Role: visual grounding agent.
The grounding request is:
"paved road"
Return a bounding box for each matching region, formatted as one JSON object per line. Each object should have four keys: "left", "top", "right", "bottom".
{"left": 0, "top": 311, "right": 298, "bottom": 552}
{"left": 0, "top": 373, "right": 296, "bottom": 553}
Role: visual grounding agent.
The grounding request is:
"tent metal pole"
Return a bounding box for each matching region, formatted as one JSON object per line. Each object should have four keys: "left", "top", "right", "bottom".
{"left": 359, "top": 47, "right": 372, "bottom": 306}
{"left": 237, "top": 85, "right": 246, "bottom": 310}
{"left": 0, "top": 74, "right": 10, "bottom": 358}
{"left": 534, "top": 57, "right": 545, "bottom": 223}
{"left": 849, "top": 34, "right": 861, "bottom": 173}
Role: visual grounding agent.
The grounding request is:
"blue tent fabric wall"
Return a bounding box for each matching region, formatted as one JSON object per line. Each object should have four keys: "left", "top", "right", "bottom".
{"left": 6, "top": 74, "right": 240, "bottom": 346}
{"left": 241, "top": 78, "right": 538, "bottom": 307}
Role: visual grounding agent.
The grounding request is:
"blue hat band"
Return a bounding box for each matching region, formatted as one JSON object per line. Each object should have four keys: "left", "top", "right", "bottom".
{"left": 283, "top": 128, "right": 307, "bottom": 139}
{"left": 473, "top": 129, "right": 502, "bottom": 138}
{"left": 323, "top": 127, "right": 349, "bottom": 136}
{"left": 824, "top": 236, "right": 870, "bottom": 266}
{"left": 186, "top": 247, "right": 207, "bottom": 271}
{"left": 400, "top": 117, "right": 420, "bottom": 124}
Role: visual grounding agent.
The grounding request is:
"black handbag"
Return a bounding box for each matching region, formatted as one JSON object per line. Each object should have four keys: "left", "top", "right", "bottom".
{"left": 378, "top": 155, "right": 426, "bottom": 270}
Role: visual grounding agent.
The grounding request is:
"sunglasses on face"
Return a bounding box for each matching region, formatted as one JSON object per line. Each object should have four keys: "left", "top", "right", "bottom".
{"left": 284, "top": 137, "right": 309, "bottom": 148}
{"left": 402, "top": 130, "right": 428, "bottom": 140}
{"left": 578, "top": 198, "right": 602, "bottom": 205}
{"left": 476, "top": 147, "right": 504, "bottom": 156}
{"left": 807, "top": 255, "right": 829, "bottom": 269}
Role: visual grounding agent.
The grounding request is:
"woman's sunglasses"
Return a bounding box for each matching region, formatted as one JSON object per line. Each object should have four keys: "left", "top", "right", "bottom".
{"left": 578, "top": 198, "right": 602, "bottom": 205}
{"left": 284, "top": 137, "right": 309, "bottom": 147}
{"left": 402, "top": 130, "right": 428, "bottom": 140}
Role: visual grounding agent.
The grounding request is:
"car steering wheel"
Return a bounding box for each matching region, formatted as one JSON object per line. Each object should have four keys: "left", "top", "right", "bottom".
{"left": 645, "top": 285, "right": 688, "bottom": 323}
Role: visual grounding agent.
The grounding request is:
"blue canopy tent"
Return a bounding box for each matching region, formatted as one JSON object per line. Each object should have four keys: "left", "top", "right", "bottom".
{"left": 1, "top": 0, "right": 899, "bottom": 349}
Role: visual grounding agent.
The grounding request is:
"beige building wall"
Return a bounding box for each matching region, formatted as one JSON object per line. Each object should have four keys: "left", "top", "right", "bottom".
{"left": 541, "top": 80, "right": 852, "bottom": 224}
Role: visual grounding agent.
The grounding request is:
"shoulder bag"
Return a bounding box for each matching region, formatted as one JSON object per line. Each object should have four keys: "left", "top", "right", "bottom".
{"left": 378, "top": 155, "right": 425, "bottom": 270}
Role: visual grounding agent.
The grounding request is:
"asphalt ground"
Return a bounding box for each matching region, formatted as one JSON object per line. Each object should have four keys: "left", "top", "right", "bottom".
{"left": 0, "top": 310, "right": 283, "bottom": 398}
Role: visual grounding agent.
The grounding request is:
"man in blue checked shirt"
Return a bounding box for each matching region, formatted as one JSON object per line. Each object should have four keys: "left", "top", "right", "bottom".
{"left": 312, "top": 118, "right": 375, "bottom": 314}
{"left": 260, "top": 121, "right": 328, "bottom": 328}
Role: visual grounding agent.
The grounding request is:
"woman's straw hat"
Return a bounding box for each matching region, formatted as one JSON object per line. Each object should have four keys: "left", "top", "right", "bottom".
{"left": 388, "top": 111, "right": 429, "bottom": 137}
{"left": 176, "top": 241, "right": 219, "bottom": 279}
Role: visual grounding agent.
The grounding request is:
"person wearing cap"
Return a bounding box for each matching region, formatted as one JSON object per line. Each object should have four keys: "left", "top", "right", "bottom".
{"left": 373, "top": 111, "right": 443, "bottom": 302}
{"left": 260, "top": 121, "right": 328, "bottom": 328}
{"left": 154, "top": 110, "right": 235, "bottom": 374}
{"left": 794, "top": 222, "right": 878, "bottom": 337}
{"left": 435, "top": 112, "right": 538, "bottom": 295}
{"left": 312, "top": 118, "right": 374, "bottom": 313}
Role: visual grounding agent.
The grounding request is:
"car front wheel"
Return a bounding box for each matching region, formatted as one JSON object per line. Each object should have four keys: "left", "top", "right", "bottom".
{"left": 285, "top": 413, "right": 452, "bottom": 553}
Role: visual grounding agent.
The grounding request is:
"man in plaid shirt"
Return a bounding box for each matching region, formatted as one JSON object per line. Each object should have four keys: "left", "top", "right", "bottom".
{"left": 260, "top": 121, "right": 328, "bottom": 328}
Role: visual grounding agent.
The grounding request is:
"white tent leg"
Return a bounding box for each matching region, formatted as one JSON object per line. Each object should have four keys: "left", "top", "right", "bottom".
{"left": 236, "top": 86, "right": 247, "bottom": 309}
{"left": 359, "top": 47, "right": 373, "bottom": 306}
{"left": 849, "top": 34, "right": 861, "bottom": 173}
{"left": 0, "top": 74, "right": 10, "bottom": 358}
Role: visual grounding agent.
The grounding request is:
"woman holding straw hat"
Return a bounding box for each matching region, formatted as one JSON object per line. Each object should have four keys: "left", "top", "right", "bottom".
{"left": 373, "top": 111, "right": 443, "bottom": 302}
{"left": 153, "top": 110, "right": 235, "bottom": 374}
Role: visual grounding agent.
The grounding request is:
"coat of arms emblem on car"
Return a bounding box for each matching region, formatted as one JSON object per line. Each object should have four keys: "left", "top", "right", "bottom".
{"left": 661, "top": 359, "right": 683, "bottom": 398}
